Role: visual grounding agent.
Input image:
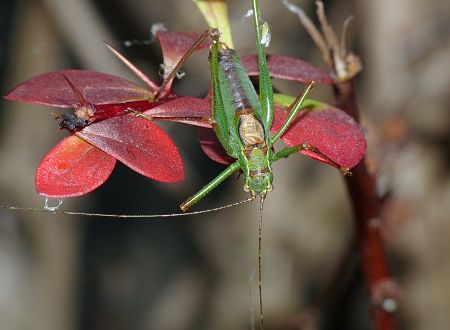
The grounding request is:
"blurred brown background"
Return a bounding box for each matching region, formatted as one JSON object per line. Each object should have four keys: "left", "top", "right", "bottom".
{"left": 0, "top": 0, "right": 449, "bottom": 329}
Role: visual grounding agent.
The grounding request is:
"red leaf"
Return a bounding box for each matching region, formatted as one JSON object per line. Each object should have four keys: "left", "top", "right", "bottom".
{"left": 77, "top": 115, "right": 184, "bottom": 182}
{"left": 241, "top": 55, "right": 334, "bottom": 84}
{"left": 144, "top": 97, "right": 213, "bottom": 128}
{"left": 199, "top": 127, "right": 234, "bottom": 165}
{"left": 5, "top": 70, "right": 152, "bottom": 107}
{"left": 272, "top": 105, "right": 366, "bottom": 169}
{"left": 156, "top": 31, "right": 210, "bottom": 69}
{"left": 36, "top": 135, "right": 116, "bottom": 197}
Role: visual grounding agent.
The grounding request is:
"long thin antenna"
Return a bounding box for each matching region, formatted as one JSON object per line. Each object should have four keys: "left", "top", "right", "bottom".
{"left": 0, "top": 196, "right": 253, "bottom": 219}
{"left": 258, "top": 193, "right": 266, "bottom": 330}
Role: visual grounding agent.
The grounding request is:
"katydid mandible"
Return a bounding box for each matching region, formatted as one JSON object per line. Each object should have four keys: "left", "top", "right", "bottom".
{"left": 180, "top": 0, "right": 344, "bottom": 212}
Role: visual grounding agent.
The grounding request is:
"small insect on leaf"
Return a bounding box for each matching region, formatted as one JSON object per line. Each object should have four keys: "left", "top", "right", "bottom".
{"left": 36, "top": 135, "right": 116, "bottom": 198}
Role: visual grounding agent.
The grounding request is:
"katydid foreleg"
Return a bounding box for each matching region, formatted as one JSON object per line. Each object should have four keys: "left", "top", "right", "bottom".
{"left": 270, "top": 81, "right": 315, "bottom": 145}
{"left": 180, "top": 161, "right": 244, "bottom": 211}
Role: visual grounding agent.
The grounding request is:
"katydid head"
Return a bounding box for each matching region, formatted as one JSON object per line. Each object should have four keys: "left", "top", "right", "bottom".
{"left": 244, "top": 171, "right": 273, "bottom": 196}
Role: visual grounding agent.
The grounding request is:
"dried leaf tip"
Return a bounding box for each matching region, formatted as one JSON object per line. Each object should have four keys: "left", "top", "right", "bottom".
{"left": 284, "top": 0, "right": 362, "bottom": 81}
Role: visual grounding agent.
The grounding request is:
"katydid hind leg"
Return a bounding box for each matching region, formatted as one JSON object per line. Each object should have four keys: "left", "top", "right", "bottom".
{"left": 273, "top": 143, "right": 352, "bottom": 175}
{"left": 251, "top": 0, "right": 274, "bottom": 133}
{"left": 209, "top": 28, "right": 233, "bottom": 155}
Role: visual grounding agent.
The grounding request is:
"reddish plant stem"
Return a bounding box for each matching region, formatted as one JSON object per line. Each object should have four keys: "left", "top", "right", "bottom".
{"left": 333, "top": 79, "right": 359, "bottom": 122}
{"left": 334, "top": 79, "right": 397, "bottom": 330}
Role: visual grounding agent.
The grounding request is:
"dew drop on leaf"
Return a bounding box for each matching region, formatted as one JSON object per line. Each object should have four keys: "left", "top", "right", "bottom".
{"left": 176, "top": 70, "right": 186, "bottom": 79}
{"left": 261, "top": 22, "right": 271, "bottom": 48}
{"left": 158, "top": 63, "right": 168, "bottom": 77}
{"left": 382, "top": 298, "right": 398, "bottom": 313}
{"left": 243, "top": 9, "right": 253, "bottom": 20}
{"left": 151, "top": 23, "right": 167, "bottom": 37}
{"left": 44, "top": 197, "right": 64, "bottom": 212}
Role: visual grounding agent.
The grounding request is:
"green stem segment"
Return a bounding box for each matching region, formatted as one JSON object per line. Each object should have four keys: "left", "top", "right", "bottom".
{"left": 180, "top": 161, "right": 240, "bottom": 211}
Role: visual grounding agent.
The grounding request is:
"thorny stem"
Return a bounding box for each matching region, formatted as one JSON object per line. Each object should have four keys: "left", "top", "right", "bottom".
{"left": 286, "top": 1, "right": 399, "bottom": 329}
{"left": 333, "top": 79, "right": 359, "bottom": 122}
{"left": 338, "top": 85, "right": 398, "bottom": 329}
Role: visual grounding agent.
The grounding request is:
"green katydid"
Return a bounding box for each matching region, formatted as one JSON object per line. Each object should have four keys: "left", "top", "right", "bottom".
{"left": 175, "top": 1, "right": 349, "bottom": 328}
{"left": 180, "top": 0, "right": 348, "bottom": 212}
{"left": 2, "top": 1, "right": 360, "bottom": 328}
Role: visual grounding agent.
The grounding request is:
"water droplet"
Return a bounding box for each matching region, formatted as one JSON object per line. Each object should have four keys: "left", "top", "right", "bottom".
{"left": 44, "top": 197, "right": 64, "bottom": 212}
{"left": 261, "top": 22, "right": 271, "bottom": 48}
{"left": 158, "top": 63, "right": 167, "bottom": 77}
{"left": 176, "top": 71, "right": 185, "bottom": 79}
{"left": 151, "top": 23, "right": 167, "bottom": 37}
{"left": 243, "top": 9, "right": 253, "bottom": 20}
{"left": 382, "top": 298, "right": 398, "bottom": 313}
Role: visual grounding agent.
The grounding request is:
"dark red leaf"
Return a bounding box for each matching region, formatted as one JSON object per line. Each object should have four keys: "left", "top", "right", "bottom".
{"left": 144, "top": 97, "right": 213, "bottom": 128}
{"left": 272, "top": 105, "right": 366, "bottom": 169}
{"left": 156, "top": 31, "right": 210, "bottom": 69}
{"left": 77, "top": 115, "right": 184, "bottom": 182}
{"left": 5, "top": 70, "right": 152, "bottom": 108}
{"left": 199, "top": 127, "right": 234, "bottom": 165}
{"left": 36, "top": 135, "right": 116, "bottom": 197}
{"left": 241, "top": 54, "right": 334, "bottom": 84}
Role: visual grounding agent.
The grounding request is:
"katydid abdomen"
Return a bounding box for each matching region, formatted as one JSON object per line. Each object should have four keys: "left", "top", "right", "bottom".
{"left": 216, "top": 48, "right": 273, "bottom": 196}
